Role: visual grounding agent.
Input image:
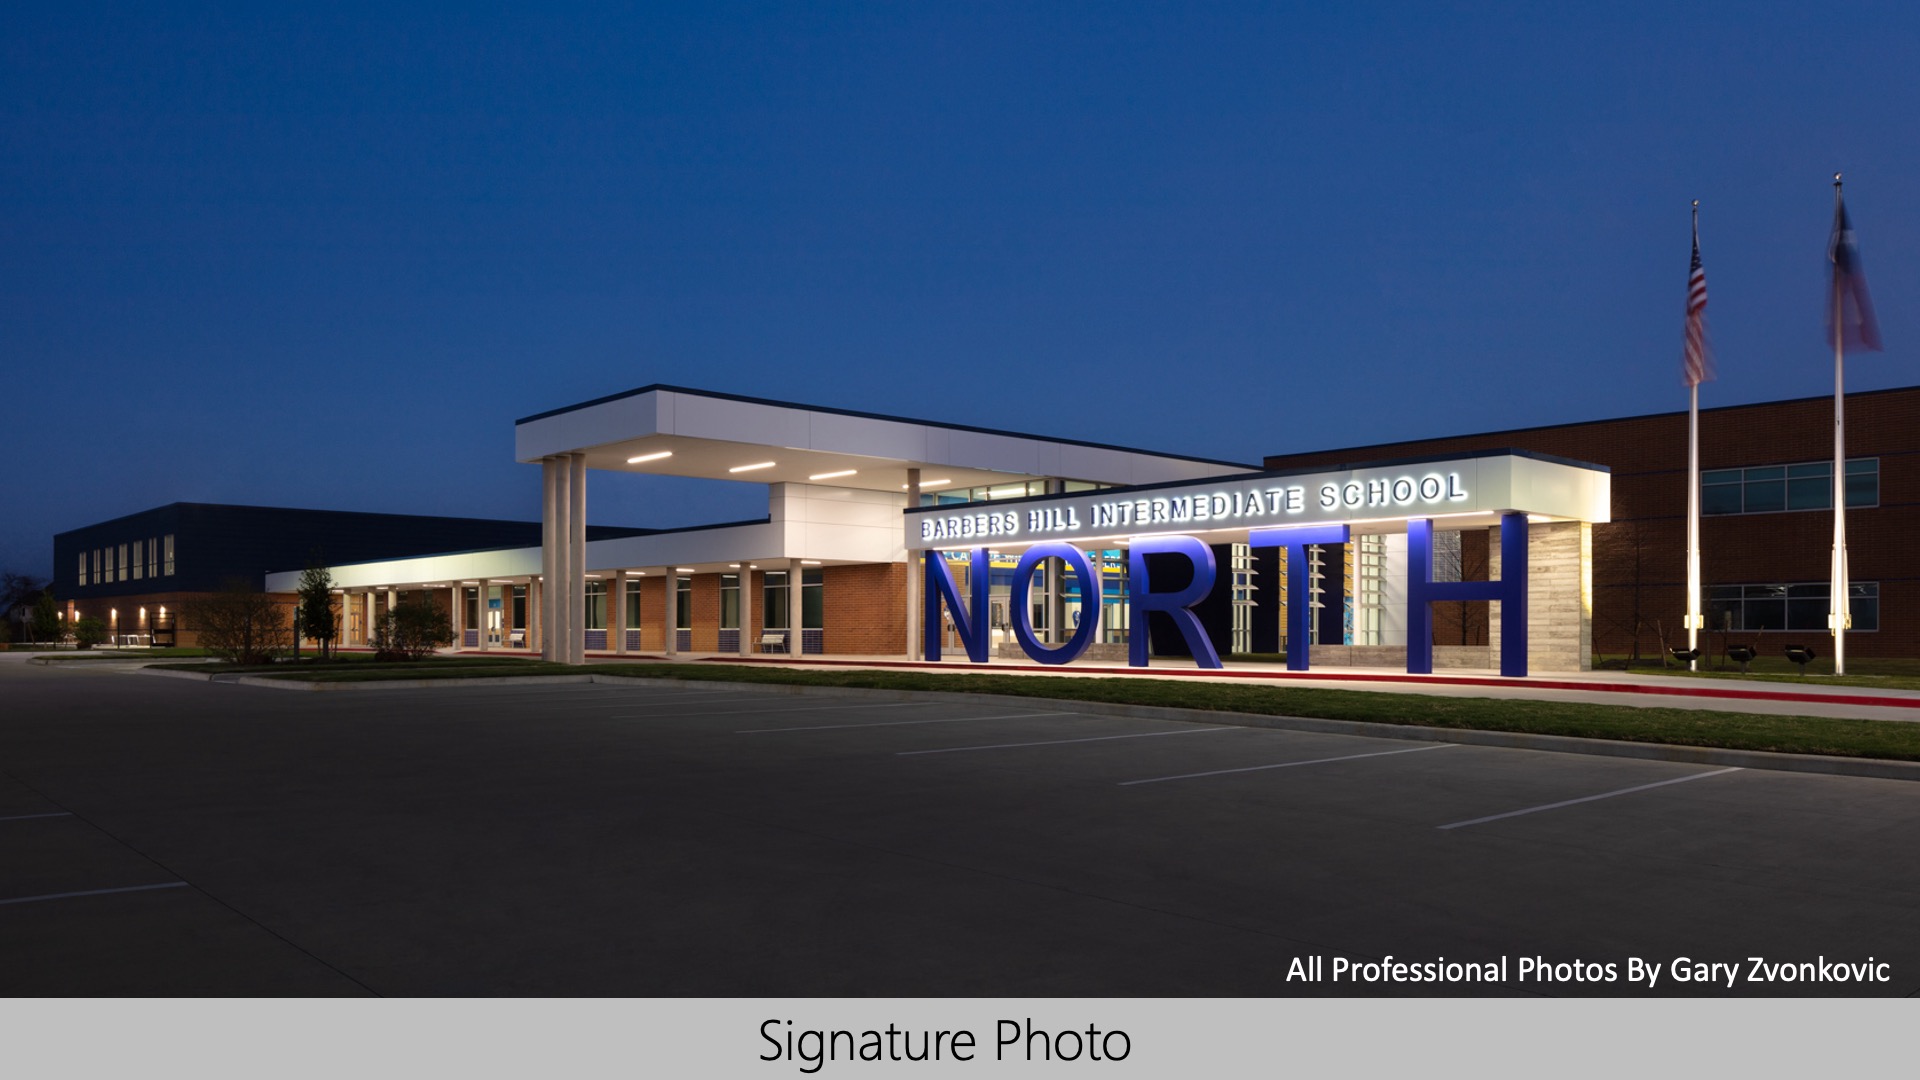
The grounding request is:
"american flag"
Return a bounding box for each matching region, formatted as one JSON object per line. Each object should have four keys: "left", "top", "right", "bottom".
{"left": 1682, "top": 212, "right": 1712, "bottom": 386}
{"left": 1829, "top": 190, "right": 1883, "bottom": 352}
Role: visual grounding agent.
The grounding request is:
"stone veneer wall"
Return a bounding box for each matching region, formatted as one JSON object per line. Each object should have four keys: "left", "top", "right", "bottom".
{"left": 1489, "top": 520, "right": 1592, "bottom": 672}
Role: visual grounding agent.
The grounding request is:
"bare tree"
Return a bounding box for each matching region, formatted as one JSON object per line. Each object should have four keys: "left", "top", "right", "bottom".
{"left": 1591, "top": 520, "right": 1651, "bottom": 666}
{"left": 188, "top": 580, "right": 291, "bottom": 665}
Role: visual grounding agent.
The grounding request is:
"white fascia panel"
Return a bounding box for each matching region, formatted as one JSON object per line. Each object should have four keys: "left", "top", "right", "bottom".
{"left": 921, "top": 427, "right": 952, "bottom": 467}
{"left": 585, "top": 522, "right": 783, "bottom": 571}
{"left": 947, "top": 429, "right": 1045, "bottom": 475}
{"left": 515, "top": 391, "right": 667, "bottom": 462}
{"left": 800, "top": 521, "right": 905, "bottom": 563}
{"left": 270, "top": 547, "right": 545, "bottom": 592}
{"left": 1510, "top": 456, "right": 1612, "bottom": 524}
{"left": 667, "top": 391, "right": 813, "bottom": 449}
{"left": 806, "top": 411, "right": 930, "bottom": 461}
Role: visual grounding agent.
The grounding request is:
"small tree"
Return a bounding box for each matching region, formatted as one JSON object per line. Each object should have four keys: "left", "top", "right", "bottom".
{"left": 72, "top": 616, "right": 109, "bottom": 650}
{"left": 189, "top": 580, "right": 292, "bottom": 665}
{"left": 30, "top": 594, "right": 61, "bottom": 644}
{"left": 370, "top": 595, "right": 452, "bottom": 661}
{"left": 296, "top": 561, "right": 337, "bottom": 660}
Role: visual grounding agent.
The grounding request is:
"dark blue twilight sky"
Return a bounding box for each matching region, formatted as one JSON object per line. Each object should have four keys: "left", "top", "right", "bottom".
{"left": 4, "top": 3, "right": 1915, "bottom": 579}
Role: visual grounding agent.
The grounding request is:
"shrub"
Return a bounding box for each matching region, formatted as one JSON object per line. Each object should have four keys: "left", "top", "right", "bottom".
{"left": 371, "top": 596, "right": 452, "bottom": 661}
{"left": 72, "top": 616, "right": 109, "bottom": 650}
{"left": 188, "top": 581, "right": 291, "bottom": 665}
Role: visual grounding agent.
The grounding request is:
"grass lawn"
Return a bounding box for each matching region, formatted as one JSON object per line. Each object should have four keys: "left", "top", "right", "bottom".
{"left": 1596, "top": 653, "right": 1920, "bottom": 693}
{"left": 197, "top": 657, "right": 1920, "bottom": 763}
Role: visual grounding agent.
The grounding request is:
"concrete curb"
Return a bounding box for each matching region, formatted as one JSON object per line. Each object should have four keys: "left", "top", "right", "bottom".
{"left": 581, "top": 673, "right": 1920, "bottom": 784}
{"left": 141, "top": 667, "right": 220, "bottom": 682}
{"left": 230, "top": 673, "right": 599, "bottom": 691}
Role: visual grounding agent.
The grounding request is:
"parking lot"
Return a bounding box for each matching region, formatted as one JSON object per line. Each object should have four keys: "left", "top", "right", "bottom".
{"left": 5, "top": 658, "right": 1920, "bottom": 996}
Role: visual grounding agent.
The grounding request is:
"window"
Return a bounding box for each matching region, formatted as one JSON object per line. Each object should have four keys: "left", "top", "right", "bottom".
{"left": 92, "top": 549, "right": 101, "bottom": 585}
{"left": 132, "top": 542, "right": 142, "bottom": 581}
{"left": 78, "top": 552, "right": 86, "bottom": 587}
{"left": 624, "top": 580, "right": 643, "bottom": 629}
{"left": 1707, "top": 582, "right": 1878, "bottom": 632}
{"left": 720, "top": 574, "right": 740, "bottom": 630}
{"left": 163, "top": 535, "right": 176, "bottom": 576}
{"left": 763, "top": 571, "right": 790, "bottom": 629}
{"left": 802, "top": 568, "right": 824, "bottom": 631}
{"left": 1703, "top": 458, "right": 1877, "bottom": 515}
{"left": 584, "top": 581, "right": 607, "bottom": 630}
{"left": 675, "top": 577, "right": 692, "bottom": 631}
{"left": 118, "top": 544, "right": 129, "bottom": 582}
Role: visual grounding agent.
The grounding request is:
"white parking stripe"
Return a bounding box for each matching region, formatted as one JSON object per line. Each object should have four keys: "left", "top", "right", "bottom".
{"left": 1437, "top": 767, "right": 1743, "bottom": 830}
{"left": 0, "top": 812, "right": 72, "bottom": 823}
{"left": 610, "top": 701, "right": 928, "bottom": 721}
{"left": 1119, "top": 742, "right": 1455, "bottom": 786}
{"left": 900, "top": 726, "right": 1232, "bottom": 756}
{"left": 0, "top": 882, "right": 189, "bottom": 907}
{"left": 738, "top": 711, "right": 1071, "bottom": 734}
{"left": 570, "top": 694, "right": 778, "bottom": 709}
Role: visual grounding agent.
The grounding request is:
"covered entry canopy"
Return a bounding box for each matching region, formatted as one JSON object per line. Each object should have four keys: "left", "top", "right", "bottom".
{"left": 906, "top": 449, "right": 1611, "bottom": 678}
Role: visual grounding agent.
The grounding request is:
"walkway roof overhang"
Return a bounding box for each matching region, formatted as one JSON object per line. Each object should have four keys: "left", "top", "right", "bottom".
{"left": 514, "top": 384, "right": 1253, "bottom": 493}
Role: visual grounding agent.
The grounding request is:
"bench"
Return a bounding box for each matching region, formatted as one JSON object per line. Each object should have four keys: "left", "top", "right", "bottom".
{"left": 758, "top": 632, "right": 790, "bottom": 654}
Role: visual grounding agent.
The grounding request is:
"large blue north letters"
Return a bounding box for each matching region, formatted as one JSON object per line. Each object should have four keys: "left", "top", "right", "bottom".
{"left": 924, "top": 548, "right": 990, "bottom": 663}
{"left": 1128, "top": 535, "right": 1222, "bottom": 669}
{"left": 1009, "top": 543, "right": 1102, "bottom": 664}
{"left": 1246, "top": 524, "right": 1351, "bottom": 672}
{"left": 1407, "top": 514, "right": 1529, "bottom": 677}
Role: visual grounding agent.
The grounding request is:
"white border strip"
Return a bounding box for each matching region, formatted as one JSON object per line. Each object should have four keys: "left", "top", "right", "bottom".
{"left": 1437, "top": 767, "right": 1744, "bottom": 830}
{"left": 1119, "top": 742, "right": 1455, "bottom": 785}
{"left": 900, "top": 726, "right": 1231, "bottom": 756}
{"left": 0, "top": 882, "right": 189, "bottom": 907}
{"left": 738, "top": 711, "right": 1071, "bottom": 734}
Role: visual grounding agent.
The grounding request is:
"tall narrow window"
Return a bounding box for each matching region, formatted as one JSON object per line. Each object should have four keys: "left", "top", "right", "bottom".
{"left": 720, "top": 574, "right": 740, "bottom": 630}
{"left": 763, "top": 571, "right": 790, "bottom": 629}
{"left": 118, "top": 544, "right": 129, "bottom": 582}
{"left": 624, "top": 580, "right": 643, "bottom": 629}
{"left": 675, "top": 577, "right": 692, "bottom": 631}
{"left": 584, "top": 581, "right": 607, "bottom": 630}
{"left": 133, "top": 543, "right": 143, "bottom": 580}
{"left": 802, "top": 569, "right": 824, "bottom": 631}
{"left": 147, "top": 538, "right": 157, "bottom": 577}
{"left": 93, "top": 549, "right": 101, "bottom": 585}
{"left": 163, "top": 535, "right": 175, "bottom": 576}
{"left": 78, "top": 552, "right": 86, "bottom": 587}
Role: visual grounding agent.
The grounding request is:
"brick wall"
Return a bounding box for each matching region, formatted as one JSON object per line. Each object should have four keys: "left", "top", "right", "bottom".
{"left": 1265, "top": 386, "right": 1920, "bottom": 659}
{"left": 824, "top": 563, "right": 907, "bottom": 655}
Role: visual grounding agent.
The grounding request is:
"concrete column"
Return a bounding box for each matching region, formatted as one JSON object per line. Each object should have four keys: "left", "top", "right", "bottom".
{"left": 740, "top": 565, "right": 755, "bottom": 654}
{"left": 1044, "top": 478, "right": 1065, "bottom": 643}
{"left": 553, "top": 456, "right": 572, "bottom": 663}
{"left": 477, "top": 578, "right": 492, "bottom": 651}
{"left": 664, "top": 570, "right": 679, "bottom": 657}
{"left": 363, "top": 592, "right": 374, "bottom": 646}
{"left": 541, "top": 457, "right": 560, "bottom": 662}
{"left": 789, "top": 559, "right": 804, "bottom": 656}
{"left": 905, "top": 468, "right": 920, "bottom": 660}
{"left": 612, "top": 572, "right": 627, "bottom": 655}
{"left": 528, "top": 578, "right": 542, "bottom": 655}
{"left": 568, "top": 453, "right": 587, "bottom": 665}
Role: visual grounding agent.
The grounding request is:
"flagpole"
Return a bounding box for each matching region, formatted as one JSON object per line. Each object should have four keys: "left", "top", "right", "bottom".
{"left": 1831, "top": 174, "right": 1850, "bottom": 676}
{"left": 1686, "top": 379, "right": 1701, "bottom": 668}
{"left": 1683, "top": 200, "right": 1706, "bottom": 672}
